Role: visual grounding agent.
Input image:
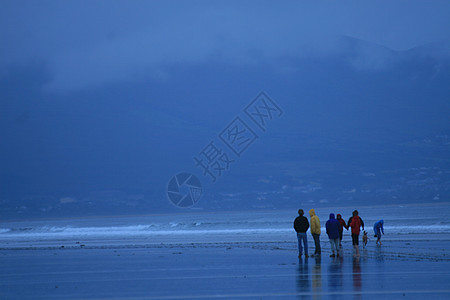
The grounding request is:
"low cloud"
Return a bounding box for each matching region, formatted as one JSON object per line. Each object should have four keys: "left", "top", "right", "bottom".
{"left": 1, "top": 1, "right": 449, "bottom": 92}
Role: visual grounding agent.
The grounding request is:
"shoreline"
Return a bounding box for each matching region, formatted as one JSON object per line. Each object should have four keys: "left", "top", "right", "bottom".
{"left": 1, "top": 239, "right": 450, "bottom": 299}
{"left": 2, "top": 237, "right": 449, "bottom": 263}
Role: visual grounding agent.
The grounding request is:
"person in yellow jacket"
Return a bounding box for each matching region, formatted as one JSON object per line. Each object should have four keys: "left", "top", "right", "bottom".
{"left": 309, "top": 208, "right": 321, "bottom": 256}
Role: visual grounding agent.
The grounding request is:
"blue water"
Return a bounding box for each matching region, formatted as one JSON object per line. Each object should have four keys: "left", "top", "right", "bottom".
{"left": 1, "top": 203, "right": 449, "bottom": 246}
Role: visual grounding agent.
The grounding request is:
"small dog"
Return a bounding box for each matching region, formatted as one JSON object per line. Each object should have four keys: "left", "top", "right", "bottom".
{"left": 362, "top": 231, "right": 368, "bottom": 248}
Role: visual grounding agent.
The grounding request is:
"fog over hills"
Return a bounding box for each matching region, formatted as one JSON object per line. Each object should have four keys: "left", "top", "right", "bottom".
{"left": 1, "top": 37, "right": 449, "bottom": 219}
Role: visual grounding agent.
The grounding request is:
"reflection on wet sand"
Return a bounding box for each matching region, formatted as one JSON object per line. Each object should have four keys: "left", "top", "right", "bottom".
{"left": 374, "top": 245, "right": 386, "bottom": 290}
{"left": 312, "top": 256, "right": 322, "bottom": 299}
{"left": 296, "top": 254, "right": 368, "bottom": 299}
{"left": 328, "top": 256, "right": 344, "bottom": 291}
{"left": 352, "top": 257, "right": 362, "bottom": 300}
{"left": 296, "top": 257, "right": 310, "bottom": 299}
{"left": 296, "top": 256, "right": 322, "bottom": 299}
{"left": 375, "top": 245, "right": 385, "bottom": 262}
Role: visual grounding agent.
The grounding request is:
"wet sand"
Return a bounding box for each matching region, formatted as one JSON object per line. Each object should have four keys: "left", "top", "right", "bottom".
{"left": 1, "top": 237, "right": 450, "bottom": 299}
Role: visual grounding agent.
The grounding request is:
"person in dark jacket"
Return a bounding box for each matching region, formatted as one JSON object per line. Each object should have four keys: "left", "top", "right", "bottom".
{"left": 326, "top": 213, "right": 340, "bottom": 257}
{"left": 294, "top": 209, "right": 310, "bottom": 258}
{"left": 336, "top": 214, "right": 348, "bottom": 248}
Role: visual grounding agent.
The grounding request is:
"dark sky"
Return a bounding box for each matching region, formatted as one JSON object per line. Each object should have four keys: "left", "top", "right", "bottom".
{"left": 1, "top": 1, "right": 449, "bottom": 215}
{"left": 1, "top": 1, "right": 450, "bottom": 92}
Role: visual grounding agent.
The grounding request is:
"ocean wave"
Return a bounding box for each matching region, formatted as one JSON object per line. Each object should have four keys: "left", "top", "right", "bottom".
{"left": 0, "top": 223, "right": 449, "bottom": 240}
{"left": 0, "top": 226, "right": 290, "bottom": 239}
{"left": 1, "top": 206, "right": 449, "bottom": 240}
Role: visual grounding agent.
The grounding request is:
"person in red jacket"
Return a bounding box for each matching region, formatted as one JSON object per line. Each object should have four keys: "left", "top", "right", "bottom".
{"left": 336, "top": 214, "right": 348, "bottom": 249}
{"left": 349, "top": 210, "right": 363, "bottom": 257}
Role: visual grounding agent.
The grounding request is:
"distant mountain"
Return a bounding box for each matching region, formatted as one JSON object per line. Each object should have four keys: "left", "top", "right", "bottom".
{"left": 1, "top": 37, "right": 449, "bottom": 219}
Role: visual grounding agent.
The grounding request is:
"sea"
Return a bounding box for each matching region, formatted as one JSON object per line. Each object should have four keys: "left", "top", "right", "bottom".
{"left": 1, "top": 203, "right": 449, "bottom": 249}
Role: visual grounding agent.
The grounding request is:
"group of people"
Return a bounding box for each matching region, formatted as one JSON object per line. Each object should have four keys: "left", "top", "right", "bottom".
{"left": 293, "top": 209, "right": 384, "bottom": 258}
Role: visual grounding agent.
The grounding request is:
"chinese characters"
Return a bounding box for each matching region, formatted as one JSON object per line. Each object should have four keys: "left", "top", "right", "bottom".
{"left": 194, "top": 91, "right": 283, "bottom": 183}
{"left": 168, "top": 91, "right": 283, "bottom": 208}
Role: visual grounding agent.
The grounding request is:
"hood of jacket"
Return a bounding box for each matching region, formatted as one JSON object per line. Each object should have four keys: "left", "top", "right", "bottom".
{"left": 337, "top": 214, "right": 342, "bottom": 219}
{"left": 329, "top": 213, "right": 335, "bottom": 219}
{"left": 309, "top": 209, "right": 316, "bottom": 217}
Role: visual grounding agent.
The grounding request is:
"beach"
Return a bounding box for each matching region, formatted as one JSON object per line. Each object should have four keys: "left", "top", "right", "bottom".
{"left": 1, "top": 205, "right": 450, "bottom": 299}
{"left": 2, "top": 236, "right": 450, "bottom": 299}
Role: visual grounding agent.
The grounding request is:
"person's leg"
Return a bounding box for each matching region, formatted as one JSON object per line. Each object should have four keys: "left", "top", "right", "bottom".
{"left": 352, "top": 234, "right": 359, "bottom": 256}
{"left": 313, "top": 234, "right": 320, "bottom": 255}
{"left": 312, "top": 234, "right": 317, "bottom": 254}
{"left": 315, "top": 234, "right": 321, "bottom": 254}
{"left": 376, "top": 230, "right": 382, "bottom": 245}
{"left": 302, "top": 233, "right": 308, "bottom": 256}
{"left": 335, "top": 239, "right": 341, "bottom": 256}
{"left": 339, "top": 231, "right": 343, "bottom": 248}
{"left": 330, "top": 239, "right": 338, "bottom": 257}
{"left": 329, "top": 239, "right": 334, "bottom": 256}
{"left": 297, "top": 233, "right": 303, "bottom": 256}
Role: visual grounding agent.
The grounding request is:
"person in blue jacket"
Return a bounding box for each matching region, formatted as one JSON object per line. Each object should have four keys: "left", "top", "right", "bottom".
{"left": 326, "top": 213, "right": 340, "bottom": 257}
{"left": 373, "top": 220, "right": 384, "bottom": 246}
